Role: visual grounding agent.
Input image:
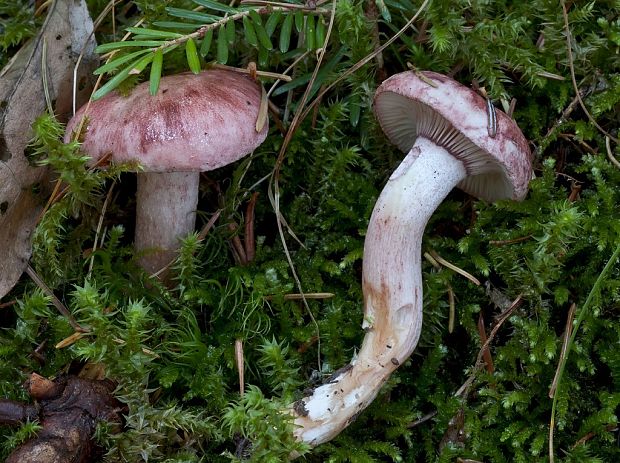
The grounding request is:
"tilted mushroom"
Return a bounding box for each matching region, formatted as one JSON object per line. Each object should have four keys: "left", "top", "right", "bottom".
{"left": 64, "top": 69, "right": 267, "bottom": 274}
{"left": 291, "top": 71, "right": 532, "bottom": 447}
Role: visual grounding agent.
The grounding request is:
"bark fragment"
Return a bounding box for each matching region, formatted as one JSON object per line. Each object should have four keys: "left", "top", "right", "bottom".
{"left": 2, "top": 373, "right": 122, "bottom": 463}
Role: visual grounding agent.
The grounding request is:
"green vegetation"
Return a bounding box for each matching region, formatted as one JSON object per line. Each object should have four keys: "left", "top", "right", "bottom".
{"left": 1, "top": 0, "right": 619, "bottom": 461}
{"left": 0, "top": 0, "right": 38, "bottom": 68}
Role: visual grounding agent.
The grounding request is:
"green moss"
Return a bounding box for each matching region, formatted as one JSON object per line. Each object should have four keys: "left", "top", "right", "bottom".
{"left": 1, "top": 0, "right": 619, "bottom": 461}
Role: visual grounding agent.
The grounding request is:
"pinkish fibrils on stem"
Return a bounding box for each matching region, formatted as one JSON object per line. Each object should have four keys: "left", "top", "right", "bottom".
{"left": 64, "top": 70, "right": 268, "bottom": 275}
{"left": 290, "top": 70, "right": 532, "bottom": 448}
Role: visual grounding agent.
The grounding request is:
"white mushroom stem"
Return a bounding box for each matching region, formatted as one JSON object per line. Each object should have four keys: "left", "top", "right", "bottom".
{"left": 293, "top": 137, "right": 467, "bottom": 447}
{"left": 134, "top": 171, "right": 199, "bottom": 274}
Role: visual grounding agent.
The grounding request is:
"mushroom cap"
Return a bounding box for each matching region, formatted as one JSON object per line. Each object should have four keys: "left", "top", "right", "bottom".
{"left": 64, "top": 69, "right": 268, "bottom": 172}
{"left": 373, "top": 71, "right": 532, "bottom": 201}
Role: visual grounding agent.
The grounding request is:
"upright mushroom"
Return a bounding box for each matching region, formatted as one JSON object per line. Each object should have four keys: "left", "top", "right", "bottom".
{"left": 291, "top": 71, "right": 532, "bottom": 447}
{"left": 64, "top": 69, "right": 267, "bottom": 273}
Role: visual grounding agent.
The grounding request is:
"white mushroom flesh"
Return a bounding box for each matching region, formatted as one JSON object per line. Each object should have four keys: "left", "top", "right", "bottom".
{"left": 293, "top": 136, "right": 467, "bottom": 446}
{"left": 135, "top": 171, "right": 199, "bottom": 274}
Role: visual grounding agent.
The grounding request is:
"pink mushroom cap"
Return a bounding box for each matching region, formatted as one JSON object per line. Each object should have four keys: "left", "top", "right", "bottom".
{"left": 373, "top": 71, "right": 532, "bottom": 202}
{"left": 64, "top": 69, "right": 268, "bottom": 172}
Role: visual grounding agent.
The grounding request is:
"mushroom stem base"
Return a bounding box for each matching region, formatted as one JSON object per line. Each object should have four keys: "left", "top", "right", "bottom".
{"left": 292, "top": 137, "right": 467, "bottom": 448}
{"left": 135, "top": 171, "right": 199, "bottom": 275}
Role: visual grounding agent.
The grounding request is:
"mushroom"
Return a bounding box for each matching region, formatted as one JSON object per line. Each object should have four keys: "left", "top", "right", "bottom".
{"left": 64, "top": 69, "right": 267, "bottom": 274}
{"left": 291, "top": 71, "right": 532, "bottom": 447}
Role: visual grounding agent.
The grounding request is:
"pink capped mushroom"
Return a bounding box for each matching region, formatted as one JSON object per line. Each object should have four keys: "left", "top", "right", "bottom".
{"left": 291, "top": 71, "right": 532, "bottom": 447}
{"left": 65, "top": 69, "right": 267, "bottom": 274}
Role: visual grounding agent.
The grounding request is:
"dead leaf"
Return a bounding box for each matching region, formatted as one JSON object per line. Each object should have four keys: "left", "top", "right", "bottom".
{"left": 0, "top": 0, "right": 98, "bottom": 299}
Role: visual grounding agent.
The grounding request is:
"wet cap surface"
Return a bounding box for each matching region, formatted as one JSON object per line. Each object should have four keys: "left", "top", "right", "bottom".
{"left": 65, "top": 69, "right": 268, "bottom": 172}
{"left": 374, "top": 71, "right": 532, "bottom": 201}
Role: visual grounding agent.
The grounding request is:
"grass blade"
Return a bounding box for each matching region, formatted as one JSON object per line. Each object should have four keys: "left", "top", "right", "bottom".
{"left": 153, "top": 21, "right": 202, "bottom": 30}
{"left": 258, "top": 46, "right": 268, "bottom": 69}
{"left": 272, "top": 46, "right": 346, "bottom": 97}
{"left": 548, "top": 243, "right": 620, "bottom": 461}
{"left": 192, "top": 0, "right": 238, "bottom": 14}
{"left": 243, "top": 16, "right": 258, "bottom": 47}
{"left": 217, "top": 27, "right": 228, "bottom": 64}
{"left": 265, "top": 11, "right": 282, "bottom": 37}
{"left": 294, "top": 11, "right": 303, "bottom": 32}
{"left": 250, "top": 11, "right": 273, "bottom": 51}
{"left": 92, "top": 54, "right": 153, "bottom": 100}
{"left": 186, "top": 38, "right": 201, "bottom": 74}
{"left": 96, "top": 40, "right": 165, "bottom": 53}
{"left": 226, "top": 19, "right": 236, "bottom": 44}
{"left": 94, "top": 49, "right": 151, "bottom": 75}
{"left": 165, "top": 7, "right": 220, "bottom": 23}
{"left": 149, "top": 49, "right": 163, "bottom": 95}
{"left": 375, "top": 0, "right": 392, "bottom": 22}
{"left": 125, "top": 27, "right": 183, "bottom": 38}
{"left": 279, "top": 14, "right": 293, "bottom": 53}
{"left": 349, "top": 93, "right": 361, "bottom": 127}
{"left": 200, "top": 28, "right": 214, "bottom": 56}
{"left": 305, "top": 15, "right": 315, "bottom": 50}
{"left": 315, "top": 15, "right": 326, "bottom": 48}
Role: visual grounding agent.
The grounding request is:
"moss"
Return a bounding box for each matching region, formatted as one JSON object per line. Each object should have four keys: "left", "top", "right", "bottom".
{"left": 1, "top": 0, "right": 619, "bottom": 461}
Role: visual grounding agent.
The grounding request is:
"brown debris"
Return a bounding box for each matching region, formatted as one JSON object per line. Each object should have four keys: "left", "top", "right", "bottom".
{"left": 0, "top": 0, "right": 98, "bottom": 299}
{"left": 477, "top": 313, "right": 495, "bottom": 374}
{"left": 244, "top": 192, "right": 259, "bottom": 263}
{"left": 1, "top": 373, "right": 122, "bottom": 463}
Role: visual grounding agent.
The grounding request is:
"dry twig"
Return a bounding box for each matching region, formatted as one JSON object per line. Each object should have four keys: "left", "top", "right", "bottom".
{"left": 549, "top": 303, "right": 577, "bottom": 399}
{"left": 477, "top": 313, "right": 495, "bottom": 374}
{"left": 235, "top": 339, "right": 244, "bottom": 396}
{"left": 605, "top": 136, "right": 620, "bottom": 170}
{"left": 269, "top": 0, "right": 340, "bottom": 374}
{"left": 428, "top": 250, "right": 481, "bottom": 286}
{"left": 560, "top": 0, "right": 618, "bottom": 144}
{"left": 455, "top": 294, "right": 523, "bottom": 398}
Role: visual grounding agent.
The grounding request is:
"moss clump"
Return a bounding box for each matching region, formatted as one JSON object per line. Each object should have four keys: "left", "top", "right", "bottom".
{"left": 1, "top": 0, "right": 619, "bottom": 461}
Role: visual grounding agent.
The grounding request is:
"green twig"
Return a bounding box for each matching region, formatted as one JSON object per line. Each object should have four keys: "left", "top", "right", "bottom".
{"left": 154, "top": 6, "right": 330, "bottom": 53}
